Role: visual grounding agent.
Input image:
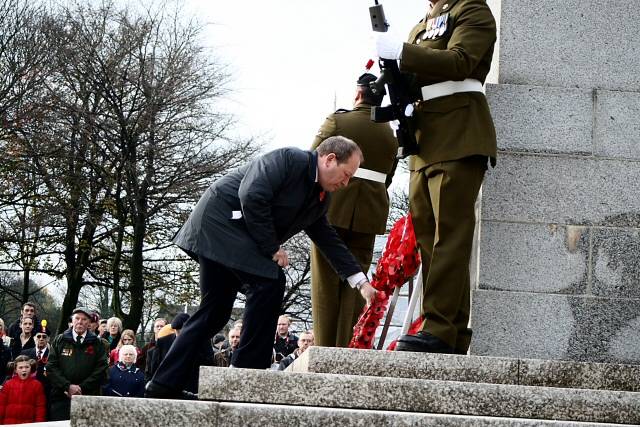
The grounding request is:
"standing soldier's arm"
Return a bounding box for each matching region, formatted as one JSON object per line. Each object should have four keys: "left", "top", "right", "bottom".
{"left": 400, "top": 1, "right": 496, "bottom": 81}
{"left": 311, "top": 115, "right": 338, "bottom": 149}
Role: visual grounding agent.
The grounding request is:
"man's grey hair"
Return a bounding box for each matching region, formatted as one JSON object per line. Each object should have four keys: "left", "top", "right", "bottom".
{"left": 316, "top": 136, "right": 364, "bottom": 164}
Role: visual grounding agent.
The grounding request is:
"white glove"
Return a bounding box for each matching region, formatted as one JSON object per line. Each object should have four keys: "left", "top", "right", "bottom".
{"left": 375, "top": 32, "right": 403, "bottom": 60}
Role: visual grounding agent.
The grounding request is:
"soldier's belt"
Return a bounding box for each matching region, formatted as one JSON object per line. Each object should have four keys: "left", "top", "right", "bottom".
{"left": 354, "top": 168, "right": 387, "bottom": 183}
{"left": 421, "top": 78, "right": 483, "bottom": 101}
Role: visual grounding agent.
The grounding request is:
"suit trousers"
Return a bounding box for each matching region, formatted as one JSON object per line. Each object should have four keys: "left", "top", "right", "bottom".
{"left": 153, "top": 257, "right": 285, "bottom": 390}
{"left": 311, "top": 227, "right": 375, "bottom": 347}
{"left": 409, "top": 156, "right": 486, "bottom": 353}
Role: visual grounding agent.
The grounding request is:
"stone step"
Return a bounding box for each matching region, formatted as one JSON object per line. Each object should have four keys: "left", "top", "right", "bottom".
{"left": 288, "top": 347, "right": 640, "bottom": 392}
{"left": 198, "top": 367, "right": 640, "bottom": 425}
{"left": 71, "top": 395, "right": 627, "bottom": 427}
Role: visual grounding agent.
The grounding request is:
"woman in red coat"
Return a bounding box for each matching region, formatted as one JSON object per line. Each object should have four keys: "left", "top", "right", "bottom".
{"left": 0, "top": 355, "right": 46, "bottom": 424}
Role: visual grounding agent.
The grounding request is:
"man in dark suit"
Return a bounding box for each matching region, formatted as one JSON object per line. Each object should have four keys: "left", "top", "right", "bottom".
{"left": 375, "top": 0, "right": 497, "bottom": 354}
{"left": 146, "top": 136, "right": 376, "bottom": 399}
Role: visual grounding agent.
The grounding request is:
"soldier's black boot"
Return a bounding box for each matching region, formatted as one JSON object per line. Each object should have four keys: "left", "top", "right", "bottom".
{"left": 395, "top": 331, "right": 454, "bottom": 354}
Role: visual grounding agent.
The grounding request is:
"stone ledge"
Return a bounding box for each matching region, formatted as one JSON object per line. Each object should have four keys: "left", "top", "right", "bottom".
{"left": 289, "top": 347, "right": 640, "bottom": 392}
{"left": 198, "top": 367, "right": 640, "bottom": 424}
{"left": 70, "top": 396, "right": 625, "bottom": 427}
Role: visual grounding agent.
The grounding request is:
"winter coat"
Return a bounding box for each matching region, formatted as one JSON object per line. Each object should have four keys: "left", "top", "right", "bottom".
{"left": 103, "top": 363, "right": 145, "bottom": 397}
{"left": 0, "top": 375, "right": 46, "bottom": 424}
{"left": 47, "top": 329, "right": 108, "bottom": 400}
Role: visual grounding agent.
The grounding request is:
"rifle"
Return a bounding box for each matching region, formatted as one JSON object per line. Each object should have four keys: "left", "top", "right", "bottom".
{"left": 368, "top": 1, "right": 420, "bottom": 158}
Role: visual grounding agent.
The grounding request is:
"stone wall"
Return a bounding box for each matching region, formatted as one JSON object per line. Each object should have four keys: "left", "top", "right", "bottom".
{"left": 471, "top": 0, "right": 640, "bottom": 363}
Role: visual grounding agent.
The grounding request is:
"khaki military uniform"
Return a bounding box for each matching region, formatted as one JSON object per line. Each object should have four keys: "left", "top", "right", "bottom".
{"left": 400, "top": 0, "right": 497, "bottom": 352}
{"left": 310, "top": 105, "right": 398, "bottom": 347}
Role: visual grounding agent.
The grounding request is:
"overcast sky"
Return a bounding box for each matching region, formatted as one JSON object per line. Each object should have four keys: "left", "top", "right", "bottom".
{"left": 184, "top": 0, "right": 426, "bottom": 153}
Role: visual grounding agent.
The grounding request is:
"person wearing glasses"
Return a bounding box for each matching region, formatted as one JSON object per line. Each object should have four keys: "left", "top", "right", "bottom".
{"left": 108, "top": 330, "right": 142, "bottom": 368}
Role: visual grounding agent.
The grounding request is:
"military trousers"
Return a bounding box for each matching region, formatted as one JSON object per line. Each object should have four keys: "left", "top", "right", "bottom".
{"left": 311, "top": 227, "right": 376, "bottom": 347}
{"left": 409, "top": 156, "right": 486, "bottom": 353}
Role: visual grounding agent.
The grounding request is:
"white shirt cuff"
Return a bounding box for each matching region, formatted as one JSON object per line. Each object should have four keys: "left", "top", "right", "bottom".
{"left": 347, "top": 272, "right": 367, "bottom": 288}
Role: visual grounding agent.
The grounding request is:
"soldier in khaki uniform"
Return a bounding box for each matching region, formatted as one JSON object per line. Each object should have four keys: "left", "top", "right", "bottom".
{"left": 310, "top": 73, "right": 398, "bottom": 347}
{"left": 375, "top": 0, "right": 497, "bottom": 354}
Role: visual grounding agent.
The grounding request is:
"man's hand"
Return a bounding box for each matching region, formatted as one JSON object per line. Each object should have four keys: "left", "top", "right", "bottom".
{"left": 272, "top": 247, "right": 289, "bottom": 267}
{"left": 359, "top": 281, "right": 377, "bottom": 306}
{"left": 66, "top": 384, "right": 82, "bottom": 397}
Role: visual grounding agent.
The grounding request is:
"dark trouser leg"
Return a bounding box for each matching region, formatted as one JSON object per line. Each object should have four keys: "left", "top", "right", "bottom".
{"left": 152, "top": 257, "right": 239, "bottom": 390}
{"left": 409, "top": 157, "right": 486, "bottom": 348}
{"left": 311, "top": 228, "right": 375, "bottom": 348}
{"left": 49, "top": 398, "right": 70, "bottom": 421}
{"left": 231, "top": 268, "right": 286, "bottom": 369}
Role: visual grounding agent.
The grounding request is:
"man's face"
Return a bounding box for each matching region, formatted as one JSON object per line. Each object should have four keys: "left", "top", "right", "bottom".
{"left": 277, "top": 317, "right": 289, "bottom": 335}
{"left": 21, "top": 317, "right": 34, "bottom": 334}
{"left": 98, "top": 322, "right": 107, "bottom": 335}
{"left": 35, "top": 333, "right": 48, "bottom": 349}
{"left": 154, "top": 320, "right": 166, "bottom": 337}
{"left": 298, "top": 333, "right": 314, "bottom": 353}
{"left": 22, "top": 304, "right": 35, "bottom": 319}
{"left": 317, "top": 152, "right": 360, "bottom": 193}
{"left": 72, "top": 313, "right": 90, "bottom": 335}
{"left": 229, "top": 329, "right": 241, "bottom": 350}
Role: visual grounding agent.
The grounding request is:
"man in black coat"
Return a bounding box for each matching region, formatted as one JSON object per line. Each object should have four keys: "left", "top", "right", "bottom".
{"left": 146, "top": 137, "right": 377, "bottom": 399}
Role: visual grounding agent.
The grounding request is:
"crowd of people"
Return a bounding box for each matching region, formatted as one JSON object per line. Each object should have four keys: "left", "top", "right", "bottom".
{"left": 0, "top": 303, "right": 312, "bottom": 423}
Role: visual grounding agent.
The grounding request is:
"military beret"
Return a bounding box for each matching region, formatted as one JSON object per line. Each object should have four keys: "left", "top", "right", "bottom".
{"left": 357, "top": 73, "right": 378, "bottom": 86}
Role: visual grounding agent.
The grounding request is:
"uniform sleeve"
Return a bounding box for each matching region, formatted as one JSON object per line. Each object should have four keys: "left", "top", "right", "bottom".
{"left": 400, "top": 0, "right": 496, "bottom": 81}
{"left": 79, "top": 341, "right": 108, "bottom": 393}
{"left": 305, "top": 214, "right": 362, "bottom": 280}
{"left": 238, "top": 150, "right": 291, "bottom": 257}
{"left": 46, "top": 337, "right": 71, "bottom": 392}
{"left": 311, "top": 115, "right": 338, "bottom": 149}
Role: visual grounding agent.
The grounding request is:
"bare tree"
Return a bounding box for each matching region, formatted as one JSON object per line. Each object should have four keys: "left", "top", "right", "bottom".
{"left": 0, "top": 0, "right": 258, "bottom": 333}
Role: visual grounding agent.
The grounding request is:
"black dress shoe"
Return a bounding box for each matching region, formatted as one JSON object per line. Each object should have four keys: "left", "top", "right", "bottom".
{"left": 395, "top": 331, "right": 454, "bottom": 354}
{"left": 180, "top": 390, "right": 198, "bottom": 400}
{"left": 145, "top": 381, "right": 180, "bottom": 399}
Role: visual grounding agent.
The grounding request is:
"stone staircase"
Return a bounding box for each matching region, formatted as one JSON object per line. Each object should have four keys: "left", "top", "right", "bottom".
{"left": 71, "top": 347, "right": 640, "bottom": 426}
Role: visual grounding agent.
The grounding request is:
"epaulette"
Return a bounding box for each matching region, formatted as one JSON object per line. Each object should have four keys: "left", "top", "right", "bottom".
{"left": 335, "top": 108, "right": 351, "bottom": 114}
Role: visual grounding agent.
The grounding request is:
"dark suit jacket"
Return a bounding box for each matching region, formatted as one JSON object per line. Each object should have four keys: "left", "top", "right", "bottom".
{"left": 173, "top": 147, "right": 361, "bottom": 280}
